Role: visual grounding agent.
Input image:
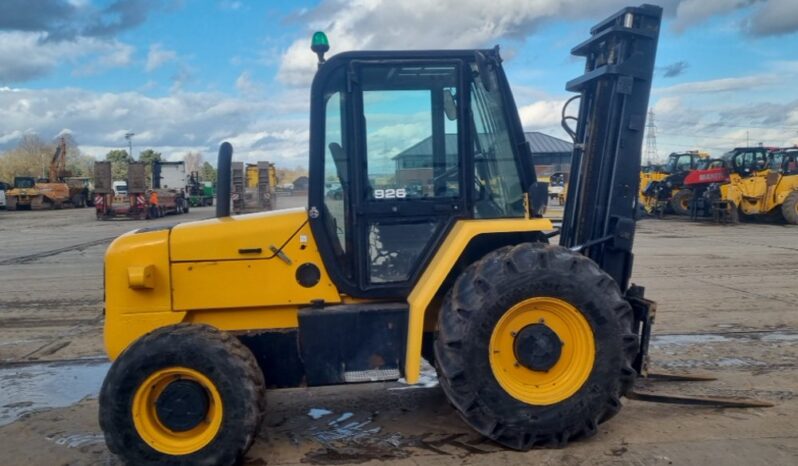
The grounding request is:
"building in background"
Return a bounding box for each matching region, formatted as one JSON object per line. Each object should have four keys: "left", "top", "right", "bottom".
{"left": 392, "top": 132, "right": 573, "bottom": 186}
{"left": 524, "top": 132, "right": 573, "bottom": 177}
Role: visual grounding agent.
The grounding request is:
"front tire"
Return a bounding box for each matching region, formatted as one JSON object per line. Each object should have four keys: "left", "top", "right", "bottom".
{"left": 100, "top": 324, "right": 266, "bottom": 466}
{"left": 670, "top": 189, "right": 692, "bottom": 216}
{"left": 434, "top": 243, "right": 636, "bottom": 450}
{"left": 782, "top": 191, "right": 798, "bottom": 225}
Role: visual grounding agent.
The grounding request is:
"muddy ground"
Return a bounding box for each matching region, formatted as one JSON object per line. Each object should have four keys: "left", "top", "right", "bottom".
{"left": 0, "top": 200, "right": 796, "bottom": 465}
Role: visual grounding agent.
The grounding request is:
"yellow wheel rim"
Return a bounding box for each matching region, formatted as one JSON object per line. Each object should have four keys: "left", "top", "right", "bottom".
{"left": 132, "top": 367, "right": 223, "bottom": 455}
{"left": 489, "top": 297, "right": 595, "bottom": 405}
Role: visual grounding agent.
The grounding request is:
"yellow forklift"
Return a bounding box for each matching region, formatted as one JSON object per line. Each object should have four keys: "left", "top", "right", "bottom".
{"left": 97, "top": 6, "right": 766, "bottom": 465}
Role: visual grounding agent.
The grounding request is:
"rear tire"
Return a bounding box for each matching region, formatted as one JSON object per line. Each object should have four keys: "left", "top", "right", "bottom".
{"left": 782, "top": 191, "right": 798, "bottom": 225}
{"left": 100, "top": 324, "right": 266, "bottom": 466}
{"left": 670, "top": 189, "right": 692, "bottom": 216}
{"left": 434, "top": 243, "right": 636, "bottom": 450}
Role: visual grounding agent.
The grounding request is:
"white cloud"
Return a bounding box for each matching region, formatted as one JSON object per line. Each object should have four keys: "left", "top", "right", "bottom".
{"left": 657, "top": 75, "right": 778, "bottom": 94}
{"left": 519, "top": 99, "right": 566, "bottom": 130}
{"left": 0, "top": 31, "right": 134, "bottom": 83}
{"left": 145, "top": 43, "right": 178, "bottom": 72}
{"left": 745, "top": 0, "right": 798, "bottom": 36}
{"left": 235, "top": 71, "right": 262, "bottom": 95}
{"left": 276, "top": 0, "right": 798, "bottom": 87}
{"left": 275, "top": 1, "right": 684, "bottom": 86}
{"left": 0, "top": 86, "right": 311, "bottom": 166}
{"left": 671, "top": 0, "right": 742, "bottom": 31}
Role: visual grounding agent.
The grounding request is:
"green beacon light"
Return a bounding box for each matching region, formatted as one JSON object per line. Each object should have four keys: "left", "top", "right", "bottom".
{"left": 311, "top": 31, "right": 329, "bottom": 68}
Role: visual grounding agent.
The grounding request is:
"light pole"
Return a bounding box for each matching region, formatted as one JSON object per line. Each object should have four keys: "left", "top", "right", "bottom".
{"left": 125, "top": 132, "right": 135, "bottom": 160}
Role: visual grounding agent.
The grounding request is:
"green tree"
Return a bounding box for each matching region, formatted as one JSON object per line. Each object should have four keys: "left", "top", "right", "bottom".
{"left": 138, "top": 149, "right": 162, "bottom": 185}
{"left": 106, "top": 149, "right": 132, "bottom": 181}
{"left": 0, "top": 134, "right": 52, "bottom": 182}
{"left": 201, "top": 161, "right": 217, "bottom": 183}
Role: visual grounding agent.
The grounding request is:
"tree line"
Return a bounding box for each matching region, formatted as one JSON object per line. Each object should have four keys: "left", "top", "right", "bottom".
{"left": 0, "top": 134, "right": 217, "bottom": 185}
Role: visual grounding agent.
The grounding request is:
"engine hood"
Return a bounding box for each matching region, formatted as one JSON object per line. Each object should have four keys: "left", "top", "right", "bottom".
{"left": 170, "top": 208, "right": 307, "bottom": 262}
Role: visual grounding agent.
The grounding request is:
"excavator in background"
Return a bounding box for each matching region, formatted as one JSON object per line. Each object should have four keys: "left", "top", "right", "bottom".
{"left": 639, "top": 150, "right": 708, "bottom": 216}
{"left": 5, "top": 137, "right": 89, "bottom": 210}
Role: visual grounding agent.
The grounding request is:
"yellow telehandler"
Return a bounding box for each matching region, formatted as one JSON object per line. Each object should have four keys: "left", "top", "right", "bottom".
{"left": 715, "top": 147, "right": 798, "bottom": 223}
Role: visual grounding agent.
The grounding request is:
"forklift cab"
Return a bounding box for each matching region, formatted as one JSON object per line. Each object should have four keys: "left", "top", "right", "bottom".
{"left": 13, "top": 177, "right": 36, "bottom": 189}
{"left": 723, "top": 147, "right": 770, "bottom": 177}
{"left": 308, "top": 49, "right": 546, "bottom": 298}
{"left": 662, "top": 152, "right": 706, "bottom": 174}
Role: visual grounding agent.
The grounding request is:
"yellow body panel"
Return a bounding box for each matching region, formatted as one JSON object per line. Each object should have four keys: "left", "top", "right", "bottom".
{"left": 404, "top": 217, "right": 553, "bottom": 383}
{"left": 171, "top": 254, "right": 340, "bottom": 310}
{"left": 722, "top": 172, "right": 798, "bottom": 215}
{"left": 104, "top": 230, "right": 184, "bottom": 358}
{"left": 104, "top": 209, "right": 341, "bottom": 360}
{"left": 185, "top": 307, "right": 299, "bottom": 331}
{"left": 246, "top": 165, "right": 258, "bottom": 188}
{"left": 104, "top": 210, "right": 554, "bottom": 385}
{"left": 170, "top": 208, "right": 306, "bottom": 262}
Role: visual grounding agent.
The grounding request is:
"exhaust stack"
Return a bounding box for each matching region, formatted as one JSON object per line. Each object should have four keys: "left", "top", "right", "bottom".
{"left": 216, "top": 142, "right": 233, "bottom": 218}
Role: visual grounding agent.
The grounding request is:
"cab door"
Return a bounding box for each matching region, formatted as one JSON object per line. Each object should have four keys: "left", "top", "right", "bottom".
{"left": 350, "top": 61, "right": 466, "bottom": 296}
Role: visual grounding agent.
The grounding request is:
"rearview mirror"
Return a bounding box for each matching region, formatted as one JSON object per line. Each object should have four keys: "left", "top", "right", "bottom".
{"left": 443, "top": 89, "right": 457, "bottom": 121}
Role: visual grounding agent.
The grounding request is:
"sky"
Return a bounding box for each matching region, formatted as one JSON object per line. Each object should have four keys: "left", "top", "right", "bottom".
{"left": 1, "top": 0, "right": 797, "bottom": 167}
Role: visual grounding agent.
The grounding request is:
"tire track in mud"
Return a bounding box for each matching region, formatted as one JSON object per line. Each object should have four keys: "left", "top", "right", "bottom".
{"left": 0, "top": 298, "right": 101, "bottom": 310}
{"left": 0, "top": 237, "right": 116, "bottom": 266}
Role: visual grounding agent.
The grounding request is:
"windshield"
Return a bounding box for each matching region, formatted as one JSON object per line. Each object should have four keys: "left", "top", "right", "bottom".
{"left": 14, "top": 178, "right": 35, "bottom": 188}
{"left": 470, "top": 63, "right": 525, "bottom": 218}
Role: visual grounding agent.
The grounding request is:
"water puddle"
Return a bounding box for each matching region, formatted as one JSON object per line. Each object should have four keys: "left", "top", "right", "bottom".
{"left": 652, "top": 333, "right": 731, "bottom": 346}
{"left": 651, "top": 331, "right": 798, "bottom": 348}
{"left": 0, "top": 360, "right": 109, "bottom": 427}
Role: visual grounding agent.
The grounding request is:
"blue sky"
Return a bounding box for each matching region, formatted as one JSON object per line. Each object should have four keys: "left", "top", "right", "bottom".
{"left": 1, "top": 0, "right": 797, "bottom": 166}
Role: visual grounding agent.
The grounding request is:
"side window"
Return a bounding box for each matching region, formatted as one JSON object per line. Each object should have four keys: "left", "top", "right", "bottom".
{"left": 322, "top": 70, "right": 351, "bottom": 277}
{"left": 470, "top": 64, "right": 525, "bottom": 218}
{"left": 676, "top": 155, "right": 692, "bottom": 172}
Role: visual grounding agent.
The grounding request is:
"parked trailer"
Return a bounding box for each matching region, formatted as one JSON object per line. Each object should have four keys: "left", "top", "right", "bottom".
{"left": 94, "top": 162, "right": 148, "bottom": 220}
{"left": 237, "top": 161, "right": 277, "bottom": 213}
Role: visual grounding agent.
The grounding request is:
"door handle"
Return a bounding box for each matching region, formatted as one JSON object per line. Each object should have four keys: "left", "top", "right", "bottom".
{"left": 238, "top": 247, "right": 262, "bottom": 254}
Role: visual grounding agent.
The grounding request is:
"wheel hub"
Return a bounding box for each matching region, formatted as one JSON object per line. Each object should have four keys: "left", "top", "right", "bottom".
{"left": 513, "top": 323, "right": 563, "bottom": 372}
{"left": 155, "top": 379, "right": 210, "bottom": 432}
